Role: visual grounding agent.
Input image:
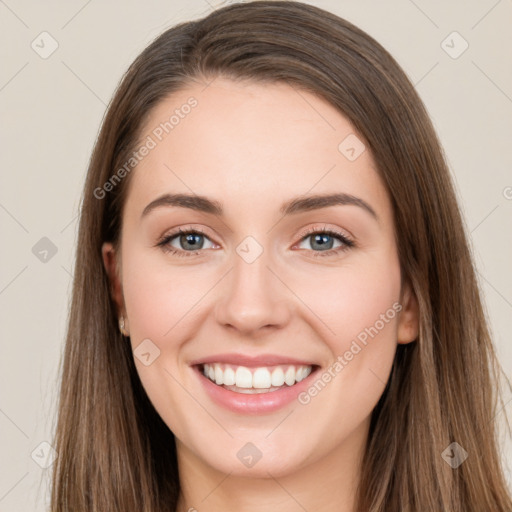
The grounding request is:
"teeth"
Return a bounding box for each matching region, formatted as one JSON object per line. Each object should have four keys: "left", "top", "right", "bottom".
{"left": 224, "top": 366, "right": 235, "bottom": 386}
{"left": 253, "top": 368, "right": 270, "bottom": 388}
{"left": 285, "top": 366, "right": 295, "bottom": 386}
{"left": 202, "top": 363, "right": 313, "bottom": 391}
{"left": 271, "top": 367, "right": 285, "bottom": 386}
{"left": 214, "top": 365, "right": 224, "bottom": 385}
{"left": 235, "top": 366, "right": 253, "bottom": 388}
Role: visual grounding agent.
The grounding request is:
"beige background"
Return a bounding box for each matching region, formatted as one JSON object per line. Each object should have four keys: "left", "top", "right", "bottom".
{"left": 1, "top": 0, "right": 511, "bottom": 510}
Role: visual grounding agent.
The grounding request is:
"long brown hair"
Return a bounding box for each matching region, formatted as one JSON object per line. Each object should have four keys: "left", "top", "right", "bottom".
{"left": 50, "top": 1, "right": 512, "bottom": 510}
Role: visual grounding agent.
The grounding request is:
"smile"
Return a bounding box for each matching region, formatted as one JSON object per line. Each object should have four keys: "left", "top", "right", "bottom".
{"left": 191, "top": 353, "right": 320, "bottom": 414}
{"left": 201, "top": 363, "right": 313, "bottom": 394}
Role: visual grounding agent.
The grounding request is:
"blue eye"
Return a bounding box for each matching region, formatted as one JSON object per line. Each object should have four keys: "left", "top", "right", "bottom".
{"left": 296, "top": 228, "right": 354, "bottom": 258}
{"left": 157, "top": 228, "right": 215, "bottom": 257}
{"left": 156, "top": 226, "right": 355, "bottom": 258}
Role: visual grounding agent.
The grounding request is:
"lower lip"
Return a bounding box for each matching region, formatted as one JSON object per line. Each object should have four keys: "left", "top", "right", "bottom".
{"left": 193, "top": 365, "right": 319, "bottom": 414}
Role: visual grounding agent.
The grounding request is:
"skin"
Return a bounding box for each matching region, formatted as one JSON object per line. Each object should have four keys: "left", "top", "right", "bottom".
{"left": 102, "top": 76, "right": 419, "bottom": 512}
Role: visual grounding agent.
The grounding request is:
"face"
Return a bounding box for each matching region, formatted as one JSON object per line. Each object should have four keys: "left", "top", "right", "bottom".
{"left": 103, "top": 77, "right": 418, "bottom": 479}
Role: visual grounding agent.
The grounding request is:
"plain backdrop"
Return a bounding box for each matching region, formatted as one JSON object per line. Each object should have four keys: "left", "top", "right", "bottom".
{"left": 1, "top": 1, "right": 511, "bottom": 510}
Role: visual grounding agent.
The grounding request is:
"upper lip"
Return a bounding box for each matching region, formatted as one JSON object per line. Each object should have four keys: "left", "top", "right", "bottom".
{"left": 189, "top": 353, "right": 318, "bottom": 368}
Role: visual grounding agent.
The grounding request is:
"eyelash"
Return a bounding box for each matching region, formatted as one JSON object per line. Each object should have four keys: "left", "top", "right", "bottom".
{"left": 156, "top": 225, "right": 355, "bottom": 258}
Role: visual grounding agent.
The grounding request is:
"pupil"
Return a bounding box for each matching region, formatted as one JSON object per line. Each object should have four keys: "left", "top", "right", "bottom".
{"left": 182, "top": 233, "right": 202, "bottom": 250}
{"left": 178, "top": 233, "right": 334, "bottom": 252}
{"left": 312, "top": 234, "right": 333, "bottom": 251}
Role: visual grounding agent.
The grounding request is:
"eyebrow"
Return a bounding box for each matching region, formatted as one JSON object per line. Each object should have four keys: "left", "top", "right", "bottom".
{"left": 141, "top": 192, "right": 378, "bottom": 220}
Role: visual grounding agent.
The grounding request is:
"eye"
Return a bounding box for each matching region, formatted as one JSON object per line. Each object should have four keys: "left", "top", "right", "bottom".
{"left": 295, "top": 226, "right": 355, "bottom": 258}
{"left": 156, "top": 227, "right": 216, "bottom": 257}
{"left": 156, "top": 225, "right": 355, "bottom": 258}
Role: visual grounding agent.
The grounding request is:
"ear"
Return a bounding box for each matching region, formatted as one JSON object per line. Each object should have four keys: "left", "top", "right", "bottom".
{"left": 397, "top": 280, "right": 419, "bottom": 344}
{"left": 102, "top": 242, "right": 125, "bottom": 318}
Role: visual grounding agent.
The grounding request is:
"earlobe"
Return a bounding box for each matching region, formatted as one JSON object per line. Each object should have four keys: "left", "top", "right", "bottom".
{"left": 397, "top": 281, "right": 419, "bottom": 344}
{"left": 101, "top": 242, "right": 125, "bottom": 317}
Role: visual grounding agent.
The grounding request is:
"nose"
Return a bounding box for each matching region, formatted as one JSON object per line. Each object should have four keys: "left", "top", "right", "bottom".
{"left": 214, "top": 247, "right": 292, "bottom": 336}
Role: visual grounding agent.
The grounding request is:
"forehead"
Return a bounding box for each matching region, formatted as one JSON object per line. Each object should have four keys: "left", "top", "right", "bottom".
{"left": 126, "top": 77, "right": 391, "bottom": 223}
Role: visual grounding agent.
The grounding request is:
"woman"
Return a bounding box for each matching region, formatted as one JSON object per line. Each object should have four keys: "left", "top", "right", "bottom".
{"left": 50, "top": 1, "right": 512, "bottom": 510}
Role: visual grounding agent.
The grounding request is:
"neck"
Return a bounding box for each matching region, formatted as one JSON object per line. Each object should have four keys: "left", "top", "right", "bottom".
{"left": 175, "top": 419, "right": 368, "bottom": 512}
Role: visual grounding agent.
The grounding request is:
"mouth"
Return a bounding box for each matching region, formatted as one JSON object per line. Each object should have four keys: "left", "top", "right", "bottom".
{"left": 190, "top": 353, "right": 322, "bottom": 414}
{"left": 197, "top": 362, "right": 319, "bottom": 394}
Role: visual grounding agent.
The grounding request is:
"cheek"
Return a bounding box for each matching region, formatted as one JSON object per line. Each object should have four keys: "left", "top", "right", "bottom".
{"left": 292, "top": 250, "right": 402, "bottom": 410}
{"left": 122, "top": 239, "right": 402, "bottom": 360}
{"left": 117, "top": 233, "right": 403, "bottom": 473}
{"left": 292, "top": 252, "right": 402, "bottom": 348}
{"left": 283, "top": 281, "right": 401, "bottom": 471}
{"left": 121, "top": 249, "right": 206, "bottom": 342}
{"left": 119, "top": 248, "right": 206, "bottom": 438}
